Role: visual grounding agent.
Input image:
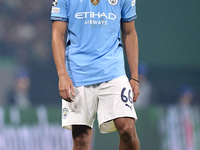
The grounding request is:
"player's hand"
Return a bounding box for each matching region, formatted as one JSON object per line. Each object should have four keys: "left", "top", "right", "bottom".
{"left": 58, "top": 75, "right": 75, "bottom": 102}
{"left": 130, "top": 80, "right": 140, "bottom": 102}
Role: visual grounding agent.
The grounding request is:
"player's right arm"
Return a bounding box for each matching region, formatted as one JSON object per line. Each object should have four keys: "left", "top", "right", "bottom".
{"left": 52, "top": 21, "right": 75, "bottom": 102}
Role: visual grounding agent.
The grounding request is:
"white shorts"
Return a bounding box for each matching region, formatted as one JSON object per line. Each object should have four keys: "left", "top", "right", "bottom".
{"left": 62, "top": 75, "right": 137, "bottom": 133}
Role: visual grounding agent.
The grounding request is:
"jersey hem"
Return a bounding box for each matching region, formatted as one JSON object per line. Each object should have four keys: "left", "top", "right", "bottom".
{"left": 73, "top": 73, "right": 126, "bottom": 87}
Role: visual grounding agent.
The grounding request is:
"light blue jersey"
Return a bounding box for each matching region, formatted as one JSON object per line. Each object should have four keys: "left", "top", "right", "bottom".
{"left": 51, "top": 0, "right": 137, "bottom": 87}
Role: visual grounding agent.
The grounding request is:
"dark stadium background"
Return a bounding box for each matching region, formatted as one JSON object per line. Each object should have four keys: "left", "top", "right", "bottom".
{"left": 0, "top": 0, "right": 200, "bottom": 150}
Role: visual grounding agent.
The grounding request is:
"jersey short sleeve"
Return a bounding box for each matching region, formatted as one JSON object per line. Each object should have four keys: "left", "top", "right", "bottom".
{"left": 121, "top": 0, "right": 137, "bottom": 22}
{"left": 51, "top": 0, "right": 68, "bottom": 22}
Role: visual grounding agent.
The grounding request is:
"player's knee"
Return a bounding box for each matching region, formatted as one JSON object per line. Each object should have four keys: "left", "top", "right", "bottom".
{"left": 118, "top": 125, "right": 137, "bottom": 142}
{"left": 73, "top": 133, "right": 91, "bottom": 148}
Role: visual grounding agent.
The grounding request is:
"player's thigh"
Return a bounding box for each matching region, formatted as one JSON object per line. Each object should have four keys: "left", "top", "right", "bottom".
{"left": 72, "top": 125, "right": 93, "bottom": 141}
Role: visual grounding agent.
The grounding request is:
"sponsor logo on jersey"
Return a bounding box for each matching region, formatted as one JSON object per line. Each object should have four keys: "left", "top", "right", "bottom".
{"left": 131, "top": 0, "right": 136, "bottom": 6}
{"left": 62, "top": 108, "right": 69, "bottom": 119}
{"left": 108, "top": 0, "right": 118, "bottom": 5}
{"left": 52, "top": 0, "right": 58, "bottom": 6}
{"left": 75, "top": 12, "right": 116, "bottom": 25}
{"left": 51, "top": 7, "right": 60, "bottom": 13}
{"left": 75, "top": 12, "right": 116, "bottom": 20}
{"left": 91, "top": 0, "right": 99, "bottom": 6}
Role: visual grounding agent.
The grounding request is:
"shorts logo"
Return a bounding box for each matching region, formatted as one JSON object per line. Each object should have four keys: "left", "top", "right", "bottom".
{"left": 121, "top": 87, "right": 133, "bottom": 111}
{"left": 52, "top": 0, "right": 58, "bottom": 6}
{"left": 62, "top": 108, "right": 69, "bottom": 119}
{"left": 108, "top": 0, "right": 118, "bottom": 5}
{"left": 91, "top": 0, "right": 99, "bottom": 6}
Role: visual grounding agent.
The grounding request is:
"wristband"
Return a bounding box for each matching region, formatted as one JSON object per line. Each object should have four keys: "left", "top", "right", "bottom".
{"left": 130, "top": 78, "right": 139, "bottom": 83}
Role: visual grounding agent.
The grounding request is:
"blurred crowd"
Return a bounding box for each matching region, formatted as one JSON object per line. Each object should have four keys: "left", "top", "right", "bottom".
{"left": 0, "top": 0, "right": 52, "bottom": 65}
{"left": 0, "top": 0, "right": 59, "bottom": 107}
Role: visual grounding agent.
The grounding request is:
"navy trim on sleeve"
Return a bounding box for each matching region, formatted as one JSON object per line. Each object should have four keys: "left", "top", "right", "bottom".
{"left": 121, "top": 15, "right": 137, "bottom": 23}
{"left": 51, "top": 16, "right": 68, "bottom": 23}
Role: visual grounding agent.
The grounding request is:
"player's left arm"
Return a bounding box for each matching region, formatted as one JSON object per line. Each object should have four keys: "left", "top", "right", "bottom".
{"left": 121, "top": 20, "right": 139, "bottom": 102}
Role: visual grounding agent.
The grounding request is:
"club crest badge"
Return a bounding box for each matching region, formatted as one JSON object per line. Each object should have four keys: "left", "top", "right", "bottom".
{"left": 62, "top": 108, "right": 69, "bottom": 119}
{"left": 91, "top": 0, "right": 99, "bottom": 6}
{"left": 108, "top": 0, "right": 118, "bottom": 5}
{"left": 52, "top": 0, "right": 58, "bottom": 6}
